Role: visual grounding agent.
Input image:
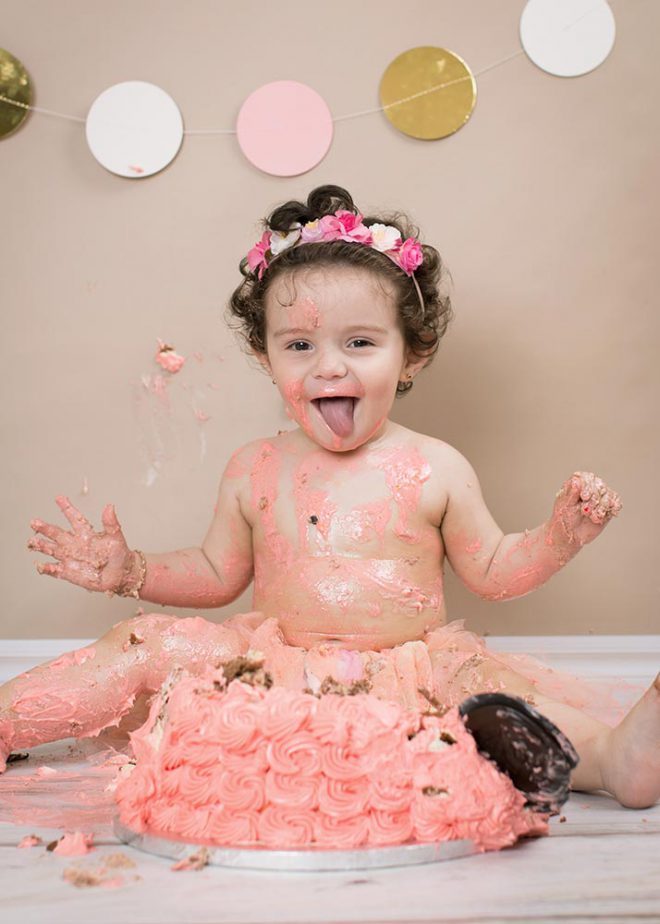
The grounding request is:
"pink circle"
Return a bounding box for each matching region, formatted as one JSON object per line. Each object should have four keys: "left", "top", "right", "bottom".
{"left": 236, "top": 81, "right": 333, "bottom": 177}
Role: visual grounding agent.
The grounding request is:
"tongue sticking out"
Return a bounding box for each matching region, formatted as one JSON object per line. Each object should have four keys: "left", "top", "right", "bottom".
{"left": 317, "top": 398, "right": 355, "bottom": 437}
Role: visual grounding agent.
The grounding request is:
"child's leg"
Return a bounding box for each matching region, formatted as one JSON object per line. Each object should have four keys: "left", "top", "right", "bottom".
{"left": 447, "top": 656, "right": 660, "bottom": 809}
{"left": 0, "top": 613, "right": 248, "bottom": 770}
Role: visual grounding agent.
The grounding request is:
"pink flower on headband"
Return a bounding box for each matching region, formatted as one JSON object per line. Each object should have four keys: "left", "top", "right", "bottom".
{"left": 397, "top": 238, "right": 423, "bottom": 275}
{"left": 313, "top": 211, "right": 372, "bottom": 244}
{"left": 335, "top": 210, "right": 372, "bottom": 244}
{"left": 245, "top": 210, "right": 424, "bottom": 281}
{"left": 246, "top": 231, "right": 271, "bottom": 279}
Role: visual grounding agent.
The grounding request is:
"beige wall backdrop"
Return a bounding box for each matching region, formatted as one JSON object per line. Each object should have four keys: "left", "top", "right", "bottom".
{"left": 2, "top": 0, "right": 658, "bottom": 639}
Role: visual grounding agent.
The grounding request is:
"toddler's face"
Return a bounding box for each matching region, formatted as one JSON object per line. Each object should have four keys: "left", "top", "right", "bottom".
{"left": 262, "top": 266, "right": 415, "bottom": 452}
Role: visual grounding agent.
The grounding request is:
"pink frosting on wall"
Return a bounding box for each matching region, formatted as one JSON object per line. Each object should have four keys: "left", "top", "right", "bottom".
{"left": 115, "top": 669, "right": 548, "bottom": 853}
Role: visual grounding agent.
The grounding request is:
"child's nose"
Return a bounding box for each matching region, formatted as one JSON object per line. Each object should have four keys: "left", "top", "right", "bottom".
{"left": 313, "top": 346, "right": 348, "bottom": 379}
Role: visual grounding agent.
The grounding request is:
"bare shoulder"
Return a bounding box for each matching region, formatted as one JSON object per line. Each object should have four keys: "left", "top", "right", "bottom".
{"left": 222, "top": 433, "right": 286, "bottom": 479}
{"left": 389, "top": 426, "right": 479, "bottom": 525}
{"left": 396, "top": 426, "right": 476, "bottom": 484}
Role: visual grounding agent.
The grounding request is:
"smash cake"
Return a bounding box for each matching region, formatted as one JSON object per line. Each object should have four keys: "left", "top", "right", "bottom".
{"left": 115, "top": 659, "right": 553, "bottom": 854}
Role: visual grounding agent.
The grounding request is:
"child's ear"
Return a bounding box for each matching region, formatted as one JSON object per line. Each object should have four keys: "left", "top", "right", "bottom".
{"left": 402, "top": 354, "right": 428, "bottom": 383}
{"left": 255, "top": 352, "right": 272, "bottom": 378}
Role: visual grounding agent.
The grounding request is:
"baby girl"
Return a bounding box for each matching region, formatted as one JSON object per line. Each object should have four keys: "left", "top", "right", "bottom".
{"left": 2, "top": 184, "right": 658, "bottom": 809}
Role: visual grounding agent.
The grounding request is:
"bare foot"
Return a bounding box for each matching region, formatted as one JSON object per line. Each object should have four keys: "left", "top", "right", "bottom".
{"left": 599, "top": 674, "right": 660, "bottom": 808}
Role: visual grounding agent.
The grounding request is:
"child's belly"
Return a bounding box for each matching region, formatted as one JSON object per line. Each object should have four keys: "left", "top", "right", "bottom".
{"left": 252, "top": 555, "right": 446, "bottom": 651}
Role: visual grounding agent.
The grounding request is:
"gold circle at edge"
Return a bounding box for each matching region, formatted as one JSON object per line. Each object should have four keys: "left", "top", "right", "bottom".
{"left": 379, "top": 46, "right": 477, "bottom": 141}
{"left": 0, "top": 48, "right": 34, "bottom": 139}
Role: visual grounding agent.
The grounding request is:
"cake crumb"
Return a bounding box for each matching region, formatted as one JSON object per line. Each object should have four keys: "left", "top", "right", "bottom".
{"left": 63, "top": 867, "right": 106, "bottom": 888}
{"left": 172, "top": 847, "right": 209, "bottom": 871}
{"left": 559, "top": 815, "right": 567, "bottom": 823}
{"left": 103, "top": 852, "right": 136, "bottom": 869}
{"left": 17, "top": 835, "right": 42, "bottom": 849}
{"left": 220, "top": 657, "right": 273, "bottom": 689}
{"left": 63, "top": 858, "right": 139, "bottom": 889}
{"left": 319, "top": 676, "right": 371, "bottom": 696}
{"left": 422, "top": 786, "right": 449, "bottom": 797}
{"left": 417, "top": 687, "right": 450, "bottom": 716}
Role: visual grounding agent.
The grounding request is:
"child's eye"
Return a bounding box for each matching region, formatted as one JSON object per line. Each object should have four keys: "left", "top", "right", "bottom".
{"left": 349, "top": 338, "right": 374, "bottom": 348}
{"left": 287, "top": 341, "right": 312, "bottom": 352}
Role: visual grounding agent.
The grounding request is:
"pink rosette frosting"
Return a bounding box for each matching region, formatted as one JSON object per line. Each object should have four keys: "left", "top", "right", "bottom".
{"left": 218, "top": 740, "right": 269, "bottom": 774}
{"left": 368, "top": 809, "right": 414, "bottom": 847}
{"left": 115, "top": 674, "right": 549, "bottom": 854}
{"left": 266, "top": 730, "right": 322, "bottom": 775}
{"left": 209, "top": 683, "right": 261, "bottom": 752}
{"left": 216, "top": 765, "right": 266, "bottom": 813}
{"left": 258, "top": 687, "right": 316, "bottom": 740}
{"left": 177, "top": 765, "right": 219, "bottom": 808}
{"left": 307, "top": 696, "right": 352, "bottom": 745}
{"left": 265, "top": 771, "right": 319, "bottom": 811}
{"left": 319, "top": 741, "right": 370, "bottom": 781}
{"left": 318, "top": 776, "right": 370, "bottom": 819}
{"left": 207, "top": 807, "right": 259, "bottom": 846}
{"left": 258, "top": 805, "right": 317, "bottom": 849}
{"left": 368, "top": 763, "right": 414, "bottom": 813}
{"left": 313, "top": 812, "right": 370, "bottom": 849}
{"left": 411, "top": 789, "right": 460, "bottom": 844}
{"left": 147, "top": 800, "right": 210, "bottom": 841}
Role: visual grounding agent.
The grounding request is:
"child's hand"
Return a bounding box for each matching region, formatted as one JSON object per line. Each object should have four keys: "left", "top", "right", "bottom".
{"left": 551, "top": 472, "right": 622, "bottom": 548}
{"left": 28, "top": 496, "right": 137, "bottom": 594}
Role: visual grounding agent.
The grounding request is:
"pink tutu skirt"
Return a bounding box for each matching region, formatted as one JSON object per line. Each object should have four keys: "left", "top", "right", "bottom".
{"left": 218, "top": 612, "right": 630, "bottom": 727}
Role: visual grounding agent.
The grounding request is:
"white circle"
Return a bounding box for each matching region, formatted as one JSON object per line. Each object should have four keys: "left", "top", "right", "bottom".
{"left": 85, "top": 81, "right": 184, "bottom": 178}
{"left": 520, "top": 0, "right": 615, "bottom": 78}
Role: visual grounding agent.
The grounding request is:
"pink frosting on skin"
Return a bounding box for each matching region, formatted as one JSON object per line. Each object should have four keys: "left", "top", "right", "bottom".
{"left": 50, "top": 647, "right": 96, "bottom": 669}
{"left": 115, "top": 669, "right": 548, "bottom": 852}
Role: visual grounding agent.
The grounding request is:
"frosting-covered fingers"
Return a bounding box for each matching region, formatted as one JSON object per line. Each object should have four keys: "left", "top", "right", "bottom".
{"left": 55, "top": 495, "right": 93, "bottom": 534}
{"left": 30, "top": 519, "right": 66, "bottom": 542}
{"left": 101, "top": 503, "right": 123, "bottom": 536}
{"left": 593, "top": 488, "right": 623, "bottom": 522}
{"left": 571, "top": 472, "right": 622, "bottom": 523}
{"left": 36, "top": 561, "right": 62, "bottom": 578}
{"left": 27, "top": 536, "right": 62, "bottom": 559}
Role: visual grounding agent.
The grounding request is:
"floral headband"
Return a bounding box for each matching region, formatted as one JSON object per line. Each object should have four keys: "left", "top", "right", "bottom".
{"left": 245, "top": 209, "right": 425, "bottom": 310}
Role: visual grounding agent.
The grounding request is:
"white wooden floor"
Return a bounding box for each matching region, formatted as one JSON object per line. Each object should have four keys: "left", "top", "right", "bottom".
{"left": 1, "top": 638, "right": 659, "bottom": 924}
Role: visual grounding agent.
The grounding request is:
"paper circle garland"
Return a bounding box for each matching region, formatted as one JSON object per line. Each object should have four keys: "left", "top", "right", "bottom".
{"left": 379, "top": 46, "right": 476, "bottom": 141}
{"left": 236, "top": 81, "right": 333, "bottom": 177}
{"left": 520, "top": 0, "right": 616, "bottom": 78}
{"left": 0, "top": 49, "right": 33, "bottom": 139}
{"left": 85, "top": 81, "right": 184, "bottom": 177}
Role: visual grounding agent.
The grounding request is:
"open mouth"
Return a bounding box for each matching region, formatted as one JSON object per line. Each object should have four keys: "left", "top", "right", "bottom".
{"left": 312, "top": 397, "right": 357, "bottom": 438}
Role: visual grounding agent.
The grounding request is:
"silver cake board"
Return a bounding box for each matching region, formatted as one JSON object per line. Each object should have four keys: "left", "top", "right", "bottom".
{"left": 114, "top": 819, "right": 478, "bottom": 871}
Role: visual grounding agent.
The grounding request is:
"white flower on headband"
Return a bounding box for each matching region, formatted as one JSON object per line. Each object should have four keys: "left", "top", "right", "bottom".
{"left": 369, "top": 223, "right": 402, "bottom": 253}
{"left": 269, "top": 225, "right": 301, "bottom": 255}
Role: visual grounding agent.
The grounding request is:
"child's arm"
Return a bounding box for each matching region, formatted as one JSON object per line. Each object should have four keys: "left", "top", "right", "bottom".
{"left": 27, "top": 461, "right": 254, "bottom": 608}
{"left": 440, "top": 451, "right": 621, "bottom": 601}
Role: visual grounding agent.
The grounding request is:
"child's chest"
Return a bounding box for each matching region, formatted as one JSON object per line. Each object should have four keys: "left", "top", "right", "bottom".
{"left": 244, "top": 440, "right": 445, "bottom": 559}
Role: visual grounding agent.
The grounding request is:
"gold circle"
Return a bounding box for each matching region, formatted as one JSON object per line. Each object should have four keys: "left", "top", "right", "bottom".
{"left": 0, "top": 49, "right": 33, "bottom": 139}
{"left": 379, "top": 46, "right": 476, "bottom": 141}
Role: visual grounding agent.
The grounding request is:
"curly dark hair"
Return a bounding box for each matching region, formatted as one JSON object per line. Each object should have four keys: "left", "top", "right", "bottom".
{"left": 228, "top": 185, "right": 452, "bottom": 394}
